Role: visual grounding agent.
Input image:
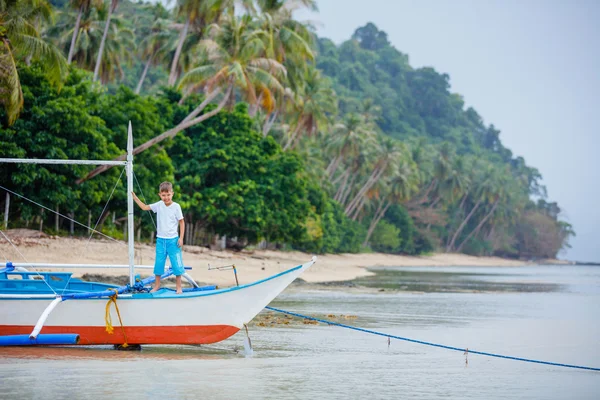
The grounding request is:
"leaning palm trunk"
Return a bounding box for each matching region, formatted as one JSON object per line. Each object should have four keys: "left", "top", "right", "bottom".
{"left": 93, "top": 2, "right": 115, "bottom": 81}
{"left": 350, "top": 194, "right": 368, "bottom": 221}
{"left": 77, "top": 85, "right": 233, "bottom": 183}
{"left": 248, "top": 93, "right": 263, "bottom": 117}
{"left": 168, "top": 18, "right": 190, "bottom": 86}
{"left": 446, "top": 199, "right": 481, "bottom": 252}
{"left": 67, "top": 6, "right": 83, "bottom": 63}
{"left": 333, "top": 170, "right": 349, "bottom": 202}
{"left": 456, "top": 199, "right": 499, "bottom": 252}
{"left": 345, "top": 164, "right": 386, "bottom": 216}
{"left": 326, "top": 155, "right": 342, "bottom": 179}
{"left": 340, "top": 173, "right": 357, "bottom": 206}
{"left": 262, "top": 110, "right": 278, "bottom": 137}
{"left": 363, "top": 200, "right": 391, "bottom": 247}
{"left": 135, "top": 54, "right": 154, "bottom": 94}
{"left": 283, "top": 123, "right": 302, "bottom": 150}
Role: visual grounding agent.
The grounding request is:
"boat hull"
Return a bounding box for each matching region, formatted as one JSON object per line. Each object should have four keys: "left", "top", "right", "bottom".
{"left": 0, "top": 258, "right": 315, "bottom": 345}
{"left": 0, "top": 325, "right": 240, "bottom": 345}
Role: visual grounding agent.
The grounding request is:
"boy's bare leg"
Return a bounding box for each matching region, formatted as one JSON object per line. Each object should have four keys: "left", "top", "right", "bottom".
{"left": 150, "top": 275, "right": 161, "bottom": 292}
{"left": 176, "top": 276, "right": 182, "bottom": 294}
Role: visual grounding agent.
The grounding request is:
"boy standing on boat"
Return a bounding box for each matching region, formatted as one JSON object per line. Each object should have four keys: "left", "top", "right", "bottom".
{"left": 132, "top": 182, "right": 185, "bottom": 294}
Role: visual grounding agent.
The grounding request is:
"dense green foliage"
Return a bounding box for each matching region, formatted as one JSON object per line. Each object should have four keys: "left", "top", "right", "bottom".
{"left": 0, "top": 1, "right": 574, "bottom": 259}
{"left": 313, "top": 22, "right": 572, "bottom": 259}
{"left": 170, "top": 103, "right": 317, "bottom": 244}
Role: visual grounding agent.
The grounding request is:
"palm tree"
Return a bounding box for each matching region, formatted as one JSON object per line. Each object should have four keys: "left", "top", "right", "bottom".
{"left": 168, "top": 0, "right": 237, "bottom": 86}
{"left": 78, "top": 14, "right": 285, "bottom": 183}
{"left": 135, "top": 18, "right": 174, "bottom": 94}
{"left": 66, "top": 0, "right": 100, "bottom": 64}
{"left": 93, "top": 0, "right": 119, "bottom": 81}
{"left": 446, "top": 161, "right": 499, "bottom": 252}
{"left": 51, "top": 8, "right": 133, "bottom": 83}
{"left": 345, "top": 136, "right": 402, "bottom": 217}
{"left": 0, "top": 0, "right": 67, "bottom": 125}
{"left": 324, "top": 113, "right": 370, "bottom": 179}
{"left": 363, "top": 158, "right": 418, "bottom": 246}
{"left": 282, "top": 67, "right": 336, "bottom": 150}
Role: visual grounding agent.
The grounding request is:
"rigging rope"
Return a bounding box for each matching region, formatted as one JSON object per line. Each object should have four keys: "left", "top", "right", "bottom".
{"left": 133, "top": 170, "right": 156, "bottom": 230}
{"left": 0, "top": 185, "right": 125, "bottom": 245}
{"left": 104, "top": 288, "right": 128, "bottom": 348}
{"left": 265, "top": 306, "right": 600, "bottom": 372}
{"left": 0, "top": 229, "right": 57, "bottom": 295}
{"left": 81, "top": 167, "right": 126, "bottom": 255}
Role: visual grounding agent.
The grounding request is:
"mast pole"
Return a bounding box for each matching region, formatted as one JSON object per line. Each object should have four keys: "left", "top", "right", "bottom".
{"left": 127, "top": 121, "right": 135, "bottom": 287}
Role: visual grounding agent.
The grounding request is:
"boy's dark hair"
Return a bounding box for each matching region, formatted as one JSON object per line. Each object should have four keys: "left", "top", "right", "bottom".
{"left": 159, "top": 181, "right": 173, "bottom": 192}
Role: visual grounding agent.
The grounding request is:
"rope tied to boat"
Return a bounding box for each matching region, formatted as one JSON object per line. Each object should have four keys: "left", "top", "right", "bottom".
{"left": 265, "top": 306, "right": 600, "bottom": 372}
{"left": 105, "top": 288, "right": 128, "bottom": 348}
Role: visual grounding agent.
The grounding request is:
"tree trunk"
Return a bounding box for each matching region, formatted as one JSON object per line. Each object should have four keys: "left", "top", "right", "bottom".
{"left": 93, "top": 1, "right": 116, "bottom": 82}
{"left": 409, "top": 179, "right": 437, "bottom": 206}
{"left": 333, "top": 171, "right": 349, "bottom": 202}
{"left": 69, "top": 211, "right": 74, "bottom": 236}
{"left": 248, "top": 93, "right": 263, "bottom": 117}
{"left": 169, "top": 18, "right": 190, "bottom": 86}
{"left": 67, "top": 6, "right": 83, "bottom": 64}
{"left": 39, "top": 209, "right": 44, "bottom": 232}
{"left": 55, "top": 205, "right": 59, "bottom": 232}
{"left": 3, "top": 192, "right": 9, "bottom": 229}
{"left": 446, "top": 199, "right": 481, "bottom": 252}
{"left": 283, "top": 123, "right": 302, "bottom": 151}
{"left": 428, "top": 195, "right": 442, "bottom": 209}
{"left": 263, "top": 110, "right": 278, "bottom": 137}
{"left": 135, "top": 54, "right": 153, "bottom": 94}
{"left": 97, "top": 208, "right": 111, "bottom": 229}
{"left": 458, "top": 192, "right": 468, "bottom": 211}
{"left": 350, "top": 194, "right": 368, "bottom": 221}
{"left": 456, "top": 199, "right": 499, "bottom": 252}
{"left": 363, "top": 200, "right": 391, "bottom": 247}
{"left": 186, "top": 215, "right": 193, "bottom": 245}
{"left": 345, "top": 163, "right": 386, "bottom": 216}
{"left": 327, "top": 156, "right": 342, "bottom": 179}
{"left": 340, "top": 173, "right": 357, "bottom": 206}
{"left": 76, "top": 85, "right": 232, "bottom": 184}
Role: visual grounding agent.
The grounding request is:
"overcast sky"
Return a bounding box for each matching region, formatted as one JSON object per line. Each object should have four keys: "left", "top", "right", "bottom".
{"left": 296, "top": 0, "right": 599, "bottom": 262}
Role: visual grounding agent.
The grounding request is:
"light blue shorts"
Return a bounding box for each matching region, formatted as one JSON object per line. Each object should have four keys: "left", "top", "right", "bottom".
{"left": 154, "top": 237, "right": 185, "bottom": 276}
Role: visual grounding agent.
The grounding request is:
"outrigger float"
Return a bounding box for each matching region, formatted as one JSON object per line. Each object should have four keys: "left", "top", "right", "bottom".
{"left": 0, "top": 123, "right": 315, "bottom": 347}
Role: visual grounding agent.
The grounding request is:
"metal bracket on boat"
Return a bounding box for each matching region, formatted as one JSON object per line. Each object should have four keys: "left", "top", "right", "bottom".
{"left": 243, "top": 323, "right": 253, "bottom": 356}
{"left": 208, "top": 264, "right": 239, "bottom": 286}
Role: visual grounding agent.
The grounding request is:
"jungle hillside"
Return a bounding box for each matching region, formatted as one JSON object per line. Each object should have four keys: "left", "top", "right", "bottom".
{"left": 0, "top": 0, "right": 574, "bottom": 259}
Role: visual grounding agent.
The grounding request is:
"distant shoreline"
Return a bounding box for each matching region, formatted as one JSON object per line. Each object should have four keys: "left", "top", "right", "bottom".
{"left": 0, "top": 230, "right": 577, "bottom": 287}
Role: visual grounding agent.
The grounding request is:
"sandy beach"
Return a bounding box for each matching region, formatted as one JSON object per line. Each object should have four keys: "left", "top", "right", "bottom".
{"left": 0, "top": 230, "right": 546, "bottom": 287}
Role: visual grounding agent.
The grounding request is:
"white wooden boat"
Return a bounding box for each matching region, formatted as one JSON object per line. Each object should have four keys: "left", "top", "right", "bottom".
{"left": 0, "top": 123, "right": 315, "bottom": 346}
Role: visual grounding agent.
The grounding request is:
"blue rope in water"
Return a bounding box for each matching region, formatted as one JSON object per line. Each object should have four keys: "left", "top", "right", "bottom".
{"left": 265, "top": 306, "right": 600, "bottom": 372}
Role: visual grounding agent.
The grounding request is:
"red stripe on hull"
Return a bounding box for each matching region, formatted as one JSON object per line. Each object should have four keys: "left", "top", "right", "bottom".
{"left": 0, "top": 325, "right": 240, "bottom": 345}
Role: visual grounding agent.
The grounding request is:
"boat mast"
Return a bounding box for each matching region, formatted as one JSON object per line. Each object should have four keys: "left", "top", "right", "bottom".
{"left": 127, "top": 121, "right": 135, "bottom": 287}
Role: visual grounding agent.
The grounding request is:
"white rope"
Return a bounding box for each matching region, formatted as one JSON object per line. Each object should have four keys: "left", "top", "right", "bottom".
{"left": 0, "top": 242, "right": 8, "bottom": 262}
{"left": 133, "top": 170, "right": 156, "bottom": 230}
{"left": 0, "top": 229, "right": 57, "bottom": 295}
{"left": 81, "top": 167, "right": 126, "bottom": 255}
{"left": 0, "top": 229, "right": 29, "bottom": 262}
{"left": 0, "top": 185, "right": 125, "bottom": 245}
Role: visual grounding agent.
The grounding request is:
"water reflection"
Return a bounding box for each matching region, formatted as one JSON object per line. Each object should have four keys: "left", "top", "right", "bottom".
{"left": 0, "top": 344, "right": 239, "bottom": 361}
{"left": 353, "top": 267, "right": 564, "bottom": 293}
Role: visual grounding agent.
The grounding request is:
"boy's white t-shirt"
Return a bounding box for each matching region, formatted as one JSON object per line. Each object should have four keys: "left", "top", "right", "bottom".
{"left": 150, "top": 201, "right": 184, "bottom": 239}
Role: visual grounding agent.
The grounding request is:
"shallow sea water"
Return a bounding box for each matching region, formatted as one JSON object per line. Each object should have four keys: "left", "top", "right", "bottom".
{"left": 1, "top": 265, "right": 598, "bottom": 399}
